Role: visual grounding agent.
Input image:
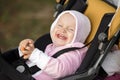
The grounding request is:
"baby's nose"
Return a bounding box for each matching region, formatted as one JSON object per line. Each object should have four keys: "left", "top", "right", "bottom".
{"left": 61, "top": 28, "right": 67, "bottom": 33}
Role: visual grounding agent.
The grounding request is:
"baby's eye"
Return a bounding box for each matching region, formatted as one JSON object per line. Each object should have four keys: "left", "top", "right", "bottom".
{"left": 68, "top": 28, "right": 74, "bottom": 32}
{"left": 57, "top": 24, "right": 63, "bottom": 28}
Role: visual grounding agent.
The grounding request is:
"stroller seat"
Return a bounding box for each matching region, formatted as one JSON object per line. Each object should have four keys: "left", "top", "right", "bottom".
{"left": 84, "top": 0, "right": 116, "bottom": 44}
{"left": 0, "top": 0, "right": 120, "bottom": 80}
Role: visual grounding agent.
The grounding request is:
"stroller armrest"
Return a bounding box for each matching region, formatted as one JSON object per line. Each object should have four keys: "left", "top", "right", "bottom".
{"left": 2, "top": 48, "right": 20, "bottom": 64}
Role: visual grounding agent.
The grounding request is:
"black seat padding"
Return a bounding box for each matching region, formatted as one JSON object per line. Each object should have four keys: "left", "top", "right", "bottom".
{"left": 34, "top": 33, "right": 52, "bottom": 52}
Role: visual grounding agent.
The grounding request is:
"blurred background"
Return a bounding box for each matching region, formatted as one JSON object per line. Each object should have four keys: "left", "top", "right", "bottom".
{"left": 0, "top": 0, "right": 56, "bottom": 52}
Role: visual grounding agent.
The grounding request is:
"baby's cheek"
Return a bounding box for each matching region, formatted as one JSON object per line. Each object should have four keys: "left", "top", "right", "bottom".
{"left": 68, "top": 34, "right": 74, "bottom": 43}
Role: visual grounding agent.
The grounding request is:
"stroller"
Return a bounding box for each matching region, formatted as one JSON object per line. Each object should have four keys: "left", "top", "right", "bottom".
{"left": 0, "top": 0, "right": 120, "bottom": 80}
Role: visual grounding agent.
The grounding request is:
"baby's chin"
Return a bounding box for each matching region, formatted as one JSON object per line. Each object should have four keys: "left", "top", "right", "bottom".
{"left": 53, "top": 41, "right": 67, "bottom": 47}
{"left": 54, "top": 43, "right": 65, "bottom": 47}
{"left": 53, "top": 41, "right": 73, "bottom": 47}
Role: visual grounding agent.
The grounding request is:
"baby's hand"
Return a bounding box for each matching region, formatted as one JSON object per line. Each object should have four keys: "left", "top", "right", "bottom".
{"left": 19, "top": 39, "right": 34, "bottom": 59}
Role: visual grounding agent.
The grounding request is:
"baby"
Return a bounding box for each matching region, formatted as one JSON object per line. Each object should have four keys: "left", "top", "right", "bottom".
{"left": 19, "top": 10, "right": 91, "bottom": 80}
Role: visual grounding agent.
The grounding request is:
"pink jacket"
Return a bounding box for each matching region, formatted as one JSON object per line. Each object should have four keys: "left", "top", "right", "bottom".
{"left": 29, "top": 42, "right": 88, "bottom": 80}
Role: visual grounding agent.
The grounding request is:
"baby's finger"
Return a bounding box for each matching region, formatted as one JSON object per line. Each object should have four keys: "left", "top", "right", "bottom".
{"left": 20, "top": 41, "right": 29, "bottom": 49}
{"left": 28, "top": 40, "right": 34, "bottom": 44}
{"left": 21, "top": 47, "right": 25, "bottom": 51}
{"left": 20, "top": 43, "right": 29, "bottom": 51}
{"left": 24, "top": 46, "right": 32, "bottom": 51}
{"left": 29, "top": 43, "right": 34, "bottom": 48}
{"left": 22, "top": 51, "right": 31, "bottom": 59}
{"left": 23, "top": 54, "right": 30, "bottom": 59}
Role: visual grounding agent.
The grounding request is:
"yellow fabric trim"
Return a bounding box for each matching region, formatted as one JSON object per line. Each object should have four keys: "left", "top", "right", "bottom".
{"left": 108, "top": 8, "right": 120, "bottom": 40}
{"left": 84, "top": 0, "right": 115, "bottom": 44}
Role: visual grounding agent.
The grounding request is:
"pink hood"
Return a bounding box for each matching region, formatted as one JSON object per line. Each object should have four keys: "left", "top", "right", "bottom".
{"left": 50, "top": 10, "right": 91, "bottom": 43}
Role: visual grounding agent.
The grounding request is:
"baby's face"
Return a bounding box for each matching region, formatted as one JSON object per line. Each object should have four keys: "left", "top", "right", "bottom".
{"left": 51, "top": 13, "right": 76, "bottom": 46}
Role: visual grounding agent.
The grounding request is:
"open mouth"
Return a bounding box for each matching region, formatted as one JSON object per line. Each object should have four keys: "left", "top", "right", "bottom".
{"left": 56, "top": 33, "right": 67, "bottom": 40}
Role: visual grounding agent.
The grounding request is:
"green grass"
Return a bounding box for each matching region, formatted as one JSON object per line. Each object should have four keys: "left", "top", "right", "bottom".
{"left": 0, "top": 0, "right": 55, "bottom": 52}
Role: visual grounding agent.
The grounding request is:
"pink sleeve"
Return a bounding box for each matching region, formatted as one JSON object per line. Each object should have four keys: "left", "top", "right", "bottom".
{"left": 43, "top": 48, "right": 87, "bottom": 78}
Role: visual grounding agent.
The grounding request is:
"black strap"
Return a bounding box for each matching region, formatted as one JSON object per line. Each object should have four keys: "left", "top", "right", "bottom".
{"left": 30, "top": 41, "right": 91, "bottom": 74}
{"left": 29, "top": 47, "right": 82, "bottom": 74}
{"left": 29, "top": 65, "right": 41, "bottom": 74}
{"left": 53, "top": 47, "right": 83, "bottom": 58}
{"left": 30, "top": 47, "right": 81, "bottom": 74}
{"left": 53, "top": 41, "right": 91, "bottom": 58}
